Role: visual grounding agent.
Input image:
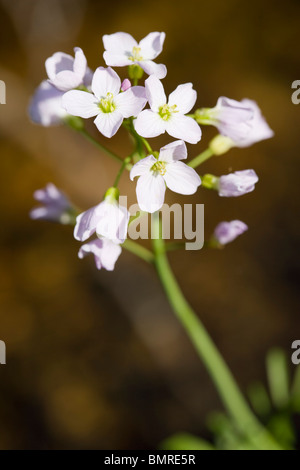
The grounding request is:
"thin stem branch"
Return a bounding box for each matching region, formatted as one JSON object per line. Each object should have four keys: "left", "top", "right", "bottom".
{"left": 79, "top": 128, "right": 124, "bottom": 165}
{"left": 140, "top": 137, "right": 153, "bottom": 154}
{"left": 188, "top": 148, "right": 214, "bottom": 169}
{"left": 151, "top": 213, "right": 282, "bottom": 450}
{"left": 122, "top": 239, "right": 154, "bottom": 263}
{"left": 113, "top": 157, "right": 132, "bottom": 188}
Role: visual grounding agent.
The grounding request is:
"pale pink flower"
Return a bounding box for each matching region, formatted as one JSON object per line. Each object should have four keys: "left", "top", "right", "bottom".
{"left": 78, "top": 239, "right": 122, "bottom": 271}
{"left": 74, "top": 197, "right": 130, "bottom": 244}
{"left": 196, "top": 97, "right": 254, "bottom": 141}
{"left": 103, "top": 32, "right": 167, "bottom": 79}
{"left": 134, "top": 75, "right": 201, "bottom": 144}
{"left": 62, "top": 67, "right": 147, "bottom": 138}
{"left": 130, "top": 140, "right": 201, "bottom": 213}
{"left": 29, "top": 81, "right": 67, "bottom": 126}
{"left": 30, "top": 183, "right": 73, "bottom": 223}
{"left": 46, "top": 47, "right": 93, "bottom": 92}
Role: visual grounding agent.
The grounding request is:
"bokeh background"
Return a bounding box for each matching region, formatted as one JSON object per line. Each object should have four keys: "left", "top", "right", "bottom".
{"left": 0, "top": 0, "right": 299, "bottom": 450}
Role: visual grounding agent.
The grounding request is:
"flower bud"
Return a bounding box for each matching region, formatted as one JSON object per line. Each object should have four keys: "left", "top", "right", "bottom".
{"left": 218, "top": 170, "right": 258, "bottom": 197}
{"left": 121, "top": 79, "right": 131, "bottom": 92}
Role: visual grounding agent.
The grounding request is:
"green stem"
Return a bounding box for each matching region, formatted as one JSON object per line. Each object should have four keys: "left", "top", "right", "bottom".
{"left": 188, "top": 148, "right": 214, "bottom": 169}
{"left": 79, "top": 128, "right": 124, "bottom": 165}
{"left": 122, "top": 239, "right": 154, "bottom": 263}
{"left": 114, "top": 157, "right": 132, "bottom": 188}
{"left": 151, "top": 213, "right": 282, "bottom": 450}
{"left": 140, "top": 137, "right": 153, "bottom": 154}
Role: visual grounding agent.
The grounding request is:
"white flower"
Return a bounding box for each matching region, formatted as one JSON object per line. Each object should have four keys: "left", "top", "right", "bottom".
{"left": 62, "top": 67, "right": 147, "bottom": 138}
{"left": 46, "top": 47, "right": 93, "bottom": 92}
{"left": 29, "top": 81, "right": 67, "bottom": 126}
{"left": 78, "top": 239, "right": 122, "bottom": 271}
{"left": 195, "top": 97, "right": 254, "bottom": 141}
{"left": 130, "top": 140, "right": 201, "bottom": 213}
{"left": 218, "top": 170, "right": 259, "bottom": 197}
{"left": 103, "top": 32, "right": 167, "bottom": 79}
{"left": 74, "top": 196, "right": 130, "bottom": 244}
{"left": 134, "top": 75, "right": 201, "bottom": 144}
{"left": 209, "top": 99, "right": 274, "bottom": 154}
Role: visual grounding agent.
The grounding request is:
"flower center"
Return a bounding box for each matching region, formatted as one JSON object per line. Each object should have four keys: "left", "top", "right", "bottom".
{"left": 151, "top": 161, "right": 167, "bottom": 176}
{"left": 99, "top": 92, "right": 116, "bottom": 113}
{"left": 129, "top": 46, "right": 143, "bottom": 62}
{"left": 158, "top": 104, "right": 178, "bottom": 121}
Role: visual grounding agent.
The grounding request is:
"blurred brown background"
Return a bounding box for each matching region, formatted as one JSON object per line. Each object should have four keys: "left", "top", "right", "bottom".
{"left": 0, "top": 0, "right": 299, "bottom": 450}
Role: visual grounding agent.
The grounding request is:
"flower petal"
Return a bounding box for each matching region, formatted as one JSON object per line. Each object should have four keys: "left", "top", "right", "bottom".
{"left": 145, "top": 75, "right": 166, "bottom": 111}
{"left": 73, "top": 47, "right": 87, "bottom": 78}
{"left": 114, "top": 86, "right": 147, "bottom": 118}
{"left": 138, "top": 32, "right": 166, "bottom": 60}
{"left": 78, "top": 238, "right": 122, "bottom": 271}
{"left": 74, "top": 204, "right": 102, "bottom": 241}
{"left": 51, "top": 71, "right": 82, "bottom": 92}
{"left": 138, "top": 60, "right": 167, "bottom": 79}
{"left": 164, "top": 161, "right": 201, "bottom": 195}
{"left": 134, "top": 109, "right": 166, "bottom": 137}
{"left": 165, "top": 114, "right": 202, "bottom": 144}
{"left": 130, "top": 155, "right": 157, "bottom": 180}
{"left": 103, "top": 32, "right": 137, "bottom": 54}
{"left": 62, "top": 90, "right": 99, "bottom": 118}
{"left": 91, "top": 67, "right": 121, "bottom": 99}
{"left": 168, "top": 83, "right": 197, "bottom": 114}
{"left": 237, "top": 99, "right": 274, "bottom": 147}
{"left": 45, "top": 52, "right": 74, "bottom": 81}
{"left": 29, "top": 81, "right": 66, "bottom": 126}
{"left": 96, "top": 203, "right": 129, "bottom": 243}
{"left": 103, "top": 51, "right": 132, "bottom": 67}
{"left": 94, "top": 111, "right": 123, "bottom": 138}
{"left": 136, "top": 172, "right": 166, "bottom": 213}
{"left": 99, "top": 239, "right": 122, "bottom": 271}
{"left": 159, "top": 140, "right": 187, "bottom": 163}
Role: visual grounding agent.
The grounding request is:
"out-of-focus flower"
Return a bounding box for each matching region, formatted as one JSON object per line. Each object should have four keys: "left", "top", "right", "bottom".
{"left": 134, "top": 75, "right": 201, "bottom": 144}
{"left": 103, "top": 32, "right": 167, "bottom": 79}
{"left": 74, "top": 188, "right": 130, "bottom": 244}
{"left": 121, "top": 79, "right": 131, "bottom": 92}
{"left": 195, "top": 97, "right": 254, "bottom": 141}
{"left": 29, "top": 80, "right": 67, "bottom": 126}
{"left": 62, "top": 67, "right": 147, "bottom": 138}
{"left": 78, "top": 238, "right": 122, "bottom": 271}
{"left": 218, "top": 170, "right": 259, "bottom": 197}
{"left": 213, "top": 220, "right": 248, "bottom": 245}
{"left": 46, "top": 47, "right": 93, "bottom": 92}
{"left": 30, "top": 183, "right": 74, "bottom": 223}
{"left": 130, "top": 140, "right": 201, "bottom": 213}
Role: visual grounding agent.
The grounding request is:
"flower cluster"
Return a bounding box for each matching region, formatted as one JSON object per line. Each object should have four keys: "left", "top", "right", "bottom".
{"left": 29, "top": 32, "right": 274, "bottom": 269}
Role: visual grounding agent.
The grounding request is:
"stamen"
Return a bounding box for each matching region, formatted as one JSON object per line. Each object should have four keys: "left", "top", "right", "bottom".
{"left": 158, "top": 104, "right": 178, "bottom": 121}
{"left": 99, "top": 92, "right": 116, "bottom": 113}
{"left": 151, "top": 161, "right": 167, "bottom": 176}
{"left": 129, "top": 46, "right": 143, "bottom": 62}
